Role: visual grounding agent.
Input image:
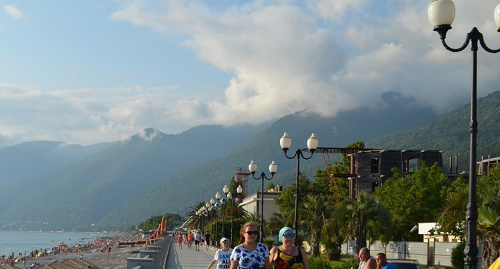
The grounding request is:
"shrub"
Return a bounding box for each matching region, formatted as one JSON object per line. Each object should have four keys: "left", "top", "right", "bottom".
{"left": 451, "top": 241, "right": 465, "bottom": 269}
{"left": 263, "top": 237, "right": 276, "bottom": 250}
{"left": 339, "top": 256, "right": 358, "bottom": 269}
{"left": 308, "top": 256, "right": 333, "bottom": 269}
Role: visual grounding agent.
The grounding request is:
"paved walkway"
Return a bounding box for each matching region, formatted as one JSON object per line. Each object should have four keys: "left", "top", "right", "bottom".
{"left": 166, "top": 243, "right": 216, "bottom": 269}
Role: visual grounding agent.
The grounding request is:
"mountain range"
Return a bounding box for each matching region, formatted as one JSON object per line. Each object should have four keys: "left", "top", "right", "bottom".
{"left": 0, "top": 91, "right": 498, "bottom": 231}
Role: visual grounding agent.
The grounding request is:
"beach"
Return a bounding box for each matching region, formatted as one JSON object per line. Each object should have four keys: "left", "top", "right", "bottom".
{"left": 0, "top": 233, "right": 145, "bottom": 268}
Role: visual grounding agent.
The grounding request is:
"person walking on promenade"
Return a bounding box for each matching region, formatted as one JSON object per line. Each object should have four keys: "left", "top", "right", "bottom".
{"left": 208, "top": 237, "right": 233, "bottom": 269}
{"left": 188, "top": 232, "right": 195, "bottom": 249}
{"left": 195, "top": 230, "right": 201, "bottom": 251}
{"left": 375, "top": 253, "right": 397, "bottom": 269}
{"left": 177, "top": 232, "right": 183, "bottom": 249}
{"left": 358, "top": 247, "right": 376, "bottom": 269}
{"left": 205, "top": 233, "right": 211, "bottom": 250}
{"left": 269, "top": 227, "right": 309, "bottom": 269}
{"left": 230, "top": 222, "right": 270, "bottom": 269}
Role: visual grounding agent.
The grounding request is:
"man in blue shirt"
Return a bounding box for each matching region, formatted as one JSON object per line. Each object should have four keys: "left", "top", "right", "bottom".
{"left": 375, "top": 253, "right": 398, "bottom": 269}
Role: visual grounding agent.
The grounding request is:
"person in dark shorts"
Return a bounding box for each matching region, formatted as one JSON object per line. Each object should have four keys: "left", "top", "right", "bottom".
{"left": 205, "top": 233, "right": 211, "bottom": 250}
{"left": 194, "top": 230, "right": 201, "bottom": 251}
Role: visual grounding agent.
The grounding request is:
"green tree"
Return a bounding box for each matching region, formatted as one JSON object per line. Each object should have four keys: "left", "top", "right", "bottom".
{"left": 321, "top": 141, "right": 365, "bottom": 202}
{"left": 301, "top": 194, "right": 332, "bottom": 257}
{"left": 137, "top": 213, "right": 184, "bottom": 231}
{"left": 267, "top": 182, "right": 276, "bottom": 191}
{"left": 435, "top": 165, "right": 500, "bottom": 268}
{"left": 375, "top": 162, "right": 449, "bottom": 241}
{"left": 321, "top": 203, "right": 350, "bottom": 260}
{"left": 345, "top": 191, "right": 388, "bottom": 253}
{"left": 185, "top": 201, "right": 207, "bottom": 229}
{"left": 266, "top": 209, "right": 293, "bottom": 236}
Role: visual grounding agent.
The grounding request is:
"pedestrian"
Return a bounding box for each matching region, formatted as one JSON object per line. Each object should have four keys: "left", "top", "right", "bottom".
{"left": 208, "top": 237, "right": 233, "bottom": 269}
{"left": 375, "top": 253, "right": 397, "bottom": 269}
{"left": 188, "top": 232, "right": 195, "bottom": 249}
{"left": 177, "top": 232, "right": 183, "bottom": 249}
{"left": 195, "top": 230, "right": 201, "bottom": 251}
{"left": 205, "top": 233, "right": 211, "bottom": 250}
{"left": 230, "top": 222, "right": 270, "bottom": 269}
{"left": 269, "top": 227, "right": 309, "bottom": 269}
{"left": 358, "top": 247, "right": 376, "bottom": 269}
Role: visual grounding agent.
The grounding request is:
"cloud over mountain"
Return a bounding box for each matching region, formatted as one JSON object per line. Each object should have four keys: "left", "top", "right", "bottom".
{"left": 0, "top": 0, "right": 498, "bottom": 146}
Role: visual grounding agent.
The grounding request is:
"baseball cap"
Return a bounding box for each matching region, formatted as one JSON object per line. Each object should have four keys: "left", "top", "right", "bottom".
{"left": 220, "top": 237, "right": 230, "bottom": 244}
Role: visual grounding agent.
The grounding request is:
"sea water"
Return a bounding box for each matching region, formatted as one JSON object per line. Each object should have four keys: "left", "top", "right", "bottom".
{"left": 0, "top": 230, "right": 100, "bottom": 257}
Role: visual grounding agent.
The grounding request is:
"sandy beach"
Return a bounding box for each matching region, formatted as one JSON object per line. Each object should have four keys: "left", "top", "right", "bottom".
{"left": 1, "top": 233, "right": 147, "bottom": 269}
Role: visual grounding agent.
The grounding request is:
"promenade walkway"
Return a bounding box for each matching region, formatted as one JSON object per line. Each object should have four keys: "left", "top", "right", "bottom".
{"left": 166, "top": 243, "right": 216, "bottom": 269}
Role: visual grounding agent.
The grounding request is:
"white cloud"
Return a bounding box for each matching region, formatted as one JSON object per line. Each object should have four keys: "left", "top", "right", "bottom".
{"left": 1, "top": 0, "right": 499, "bottom": 146}
{"left": 307, "top": 0, "right": 371, "bottom": 21}
{"left": 4, "top": 5, "right": 24, "bottom": 19}
{"left": 112, "top": 0, "right": 499, "bottom": 121}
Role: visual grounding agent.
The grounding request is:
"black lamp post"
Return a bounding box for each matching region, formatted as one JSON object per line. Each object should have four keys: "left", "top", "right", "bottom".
{"left": 210, "top": 199, "right": 215, "bottom": 246}
{"left": 226, "top": 191, "right": 234, "bottom": 245}
{"left": 280, "top": 132, "right": 318, "bottom": 239}
{"left": 214, "top": 193, "right": 220, "bottom": 248}
{"left": 223, "top": 185, "right": 231, "bottom": 238}
{"left": 428, "top": 1, "right": 500, "bottom": 268}
{"left": 248, "top": 160, "right": 278, "bottom": 242}
{"left": 236, "top": 185, "right": 243, "bottom": 247}
{"left": 220, "top": 198, "right": 225, "bottom": 238}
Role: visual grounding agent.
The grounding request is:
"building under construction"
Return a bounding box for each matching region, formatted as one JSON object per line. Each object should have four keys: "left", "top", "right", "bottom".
{"left": 317, "top": 147, "right": 445, "bottom": 199}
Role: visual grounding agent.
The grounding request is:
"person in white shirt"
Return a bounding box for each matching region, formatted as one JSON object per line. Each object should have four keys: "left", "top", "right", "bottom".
{"left": 195, "top": 231, "right": 201, "bottom": 251}
{"left": 208, "top": 238, "right": 233, "bottom": 269}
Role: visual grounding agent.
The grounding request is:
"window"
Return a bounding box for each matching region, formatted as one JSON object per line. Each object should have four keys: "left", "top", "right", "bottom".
{"left": 371, "top": 158, "right": 380, "bottom": 173}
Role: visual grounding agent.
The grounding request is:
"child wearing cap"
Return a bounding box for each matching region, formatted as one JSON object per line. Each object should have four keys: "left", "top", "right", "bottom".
{"left": 208, "top": 237, "right": 233, "bottom": 269}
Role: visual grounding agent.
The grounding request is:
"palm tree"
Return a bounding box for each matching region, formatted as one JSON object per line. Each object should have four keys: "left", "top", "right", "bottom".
{"left": 300, "top": 194, "right": 332, "bottom": 256}
{"left": 345, "top": 191, "right": 388, "bottom": 254}
{"left": 321, "top": 202, "right": 350, "bottom": 260}
{"left": 266, "top": 209, "right": 294, "bottom": 236}
{"left": 185, "top": 201, "right": 206, "bottom": 230}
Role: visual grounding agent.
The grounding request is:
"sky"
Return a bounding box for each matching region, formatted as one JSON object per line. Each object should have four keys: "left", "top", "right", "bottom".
{"left": 0, "top": 0, "right": 499, "bottom": 146}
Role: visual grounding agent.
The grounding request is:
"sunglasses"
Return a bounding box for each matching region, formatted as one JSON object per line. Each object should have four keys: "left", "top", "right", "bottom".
{"left": 245, "top": 231, "right": 259, "bottom": 235}
{"left": 283, "top": 232, "right": 295, "bottom": 238}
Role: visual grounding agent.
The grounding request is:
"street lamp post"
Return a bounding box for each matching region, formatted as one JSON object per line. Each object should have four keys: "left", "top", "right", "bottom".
{"left": 226, "top": 191, "right": 234, "bottom": 244}
{"left": 215, "top": 192, "right": 221, "bottom": 248}
{"left": 428, "top": 1, "right": 499, "bottom": 268}
{"left": 280, "top": 132, "right": 318, "bottom": 238}
{"left": 236, "top": 185, "right": 243, "bottom": 247}
{"left": 223, "top": 185, "right": 231, "bottom": 238}
{"left": 210, "top": 199, "right": 215, "bottom": 246}
{"left": 248, "top": 160, "right": 278, "bottom": 242}
{"left": 220, "top": 199, "right": 225, "bottom": 238}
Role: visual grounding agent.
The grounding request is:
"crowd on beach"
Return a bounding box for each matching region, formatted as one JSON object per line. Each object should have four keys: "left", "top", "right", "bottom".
{"left": 0, "top": 234, "right": 132, "bottom": 267}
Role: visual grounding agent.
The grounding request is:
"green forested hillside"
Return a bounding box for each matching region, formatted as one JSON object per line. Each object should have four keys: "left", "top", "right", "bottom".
{"left": 2, "top": 91, "right": 496, "bottom": 231}
{"left": 368, "top": 91, "right": 499, "bottom": 172}
{"left": 0, "top": 125, "right": 266, "bottom": 231}
{"left": 98, "top": 93, "right": 442, "bottom": 229}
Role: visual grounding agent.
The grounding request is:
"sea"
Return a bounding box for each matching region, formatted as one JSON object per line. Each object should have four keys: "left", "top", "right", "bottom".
{"left": 0, "top": 230, "right": 101, "bottom": 257}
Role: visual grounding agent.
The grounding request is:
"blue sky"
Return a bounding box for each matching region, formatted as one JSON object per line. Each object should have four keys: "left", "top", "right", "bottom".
{"left": 0, "top": 0, "right": 499, "bottom": 145}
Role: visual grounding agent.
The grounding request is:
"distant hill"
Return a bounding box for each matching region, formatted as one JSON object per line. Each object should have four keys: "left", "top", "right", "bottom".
{"left": 0, "top": 125, "right": 266, "bottom": 230}
{"left": 0, "top": 141, "right": 113, "bottom": 215}
{"left": 96, "top": 92, "right": 442, "bottom": 229}
{"left": 3, "top": 91, "right": 496, "bottom": 231}
{"left": 368, "top": 91, "right": 500, "bottom": 172}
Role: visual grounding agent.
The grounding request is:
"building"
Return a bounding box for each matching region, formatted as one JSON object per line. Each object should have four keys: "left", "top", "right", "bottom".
{"left": 418, "top": 222, "right": 461, "bottom": 243}
{"left": 315, "top": 148, "right": 444, "bottom": 198}
{"left": 477, "top": 156, "right": 500, "bottom": 175}
{"left": 239, "top": 185, "right": 282, "bottom": 220}
{"left": 353, "top": 149, "right": 443, "bottom": 195}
